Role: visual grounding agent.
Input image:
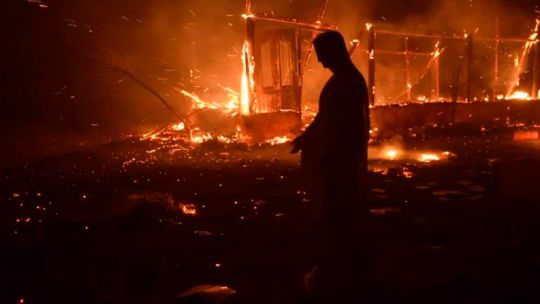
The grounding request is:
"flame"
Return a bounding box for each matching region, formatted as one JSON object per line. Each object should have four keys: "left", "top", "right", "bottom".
{"left": 240, "top": 41, "right": 255, "bottom": 115}
{"left": 172, "top": 122, "right": 185, "bottom": 131}
{"left": 191, "top": 133, "right": 214, "bottom": 144}
{"left": 513, "top": 130, "right": 539, "bottom": 141}
{"left": 507, "top": 19, "right": 540, "bottom": 96}
{"left": 180, "top": 203, "right": 197, "bottom": 216}
{"left": 244, "top": 0, "right": 253, "bottom": 18}
{"left": 382, "top": 148, "right": 400, "bottom": 160}
{"left": 385, "top": 149, "right": 399, "bottom": 160}
{"left": 507, "top": 91, "right": 532, "bottom": 100}
{"left": 174, "top": 86, "right": 239, "bottom": 115}
{"left": 178, "top": 90, "right": 219, "bottom": 110}
{"left": 432, "top": 41, "right": 441, "bottom": 58}
{"left": 264, "top": 136, "right": 291, "bottom": 145}
{"left": 418, "top": 153, "right": 440, "bottom": 162}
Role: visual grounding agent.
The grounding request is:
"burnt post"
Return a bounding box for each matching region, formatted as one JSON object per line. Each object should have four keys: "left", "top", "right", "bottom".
{"left": 404, "top": 37, "right": 411, "bottom": 101}
{"left": 466, "top": 34, "right": 474, "bottom": 102}
{"left": 493, "top": 18, "right": 500, "bottom": 101}
{"left": 245, "top": 16, "right": 256, "bottom": 113}
{"left": 532, "top": 41, "right": 539, "bottom": 99}
{"left": 295, "top": 27, "right": 303, "bottom": 119}
{"left": 367, "top": 24, "right": 376, "bottom": 106}
{"left": 432, "top": 42, "right": 441, "bottom": 101}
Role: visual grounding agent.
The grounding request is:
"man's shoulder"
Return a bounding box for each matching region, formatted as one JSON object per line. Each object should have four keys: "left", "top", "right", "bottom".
{"left": 342, "top": 69, "right": 367, "bottom": 89}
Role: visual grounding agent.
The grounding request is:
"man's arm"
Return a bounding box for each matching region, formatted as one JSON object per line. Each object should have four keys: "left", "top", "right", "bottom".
{"left": 291, "top": 111, "right": 322, "bottom": 154}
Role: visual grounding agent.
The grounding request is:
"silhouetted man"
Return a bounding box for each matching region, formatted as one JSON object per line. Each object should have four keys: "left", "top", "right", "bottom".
{"left": 291, "top": 30, "right": 370, "bottom": 298}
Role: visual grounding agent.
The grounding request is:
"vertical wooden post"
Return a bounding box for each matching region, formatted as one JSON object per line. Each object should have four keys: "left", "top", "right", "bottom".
{"left": 189, "top": 42, "right": 196, "bottom": 91}
{"left": 466, "top": 34, "right": 474, "bottom": 102}
{"left": 295, "top": 27, "right": 302, "bottom": 118}
{"left": 404, "top": 37, "right": 411, "bottom": 101}
{"left": 245, "top": 17, "right": 255, "bottom": 113}
{"left": 493, "top": 18, "right": 500, "bottom": 101}
{"left": 452, "top": 69, "right": 460, "bottom": 123}
{"left": 433, "top": 43, "right": 441, "bottom": 101}
{"left": 368, "top": 24, "right": 376, "bottom": 106}
{"left": 532, "top": 41, "right": 539, "bottom": 99}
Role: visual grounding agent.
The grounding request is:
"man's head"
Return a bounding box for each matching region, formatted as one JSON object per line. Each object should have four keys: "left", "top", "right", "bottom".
{"left": 313, "top": 31, "right": 351, "bottom": 72}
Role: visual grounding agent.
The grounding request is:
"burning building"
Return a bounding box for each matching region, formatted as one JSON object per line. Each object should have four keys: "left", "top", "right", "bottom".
{"left": 237, "top": 1, "right": 336, "bottom": 141}
{"left": 135, "top": 1, "right": 540, "bottom": 144}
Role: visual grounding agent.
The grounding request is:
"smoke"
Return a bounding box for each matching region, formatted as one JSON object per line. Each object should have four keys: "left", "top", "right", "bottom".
{"left": 3, "top": 0, "right": 538, "bottom": 135}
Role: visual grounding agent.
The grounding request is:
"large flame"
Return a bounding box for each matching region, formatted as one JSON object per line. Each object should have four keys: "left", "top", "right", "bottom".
{"left": 506, "top": 19, "right": 540, "bottom": 97}
{"left": 240, "top": 41, "right": 255, "bottom": 115}
{"left": 508, "top": 91, "right": 532, "bottom": 100}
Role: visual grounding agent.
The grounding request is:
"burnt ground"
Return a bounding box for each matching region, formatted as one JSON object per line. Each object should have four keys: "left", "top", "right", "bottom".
{"left": 2, "top": 127, "right": 540, "bottom": 304}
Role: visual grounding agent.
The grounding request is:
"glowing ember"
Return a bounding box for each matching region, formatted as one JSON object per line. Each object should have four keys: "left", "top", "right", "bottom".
{"left": 402, "top": 168, "right": 414, "bottom": 178}
{"left": 432, "top": 42, "right": 442, "bottom": 58}
{"left": 513, "top": 130, "right": 539, "bottom": 141}
{"left": 264, "top": 136, "right": 291, "bottom": 145}
{"left": 191, "top": 133, "right": 214, "bottom": 144}
{"left": 384, "top": 148, "right": 400, "bottom": 160}
{"left": 141, "top": 130, "right": 160, "bottom": 141}
{"left": 418, "top": 153, "right": 441, "bottom": 162}
{"left": 369, "top": 49, "right": 375, "bottom": 60}
{"left": 180, "top": 203, "right": 197, "bottom": 216}
{"left": 241, "top": 13, "right": 255, "bottom": 19}
{"left": 172, "top": 122, "right": 185, "bottom": 131}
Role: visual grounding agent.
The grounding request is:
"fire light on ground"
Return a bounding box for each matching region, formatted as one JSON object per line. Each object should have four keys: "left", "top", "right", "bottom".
{"left": 190, "top": 133, "right": 214, "bottom": 144}
{"left": 513, "top": 130, "right": 540, "bottom": 141}
{"left": 373, "top": 146, "right": 453, "bottom": 163}
{"left": 264, "top": 136, "right": 292, "bottom": 145}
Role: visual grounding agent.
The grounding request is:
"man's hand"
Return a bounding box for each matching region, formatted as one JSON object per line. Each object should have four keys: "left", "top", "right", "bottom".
{"left": 290, "top": 134, "right": 305, "bottom": 154}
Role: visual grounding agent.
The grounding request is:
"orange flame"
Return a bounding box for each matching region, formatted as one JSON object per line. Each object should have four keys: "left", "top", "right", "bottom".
{"left": 240, "top": 41, "right": 256, "bottom": 115}
{"left": 508, "top": 91, "right": 532, "bottom": 100}
{"left": 418, "top": 153, "right": 440, "bottom": 162}
{"left": 180, "top": 203, "right": 197, "bottom": 216}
